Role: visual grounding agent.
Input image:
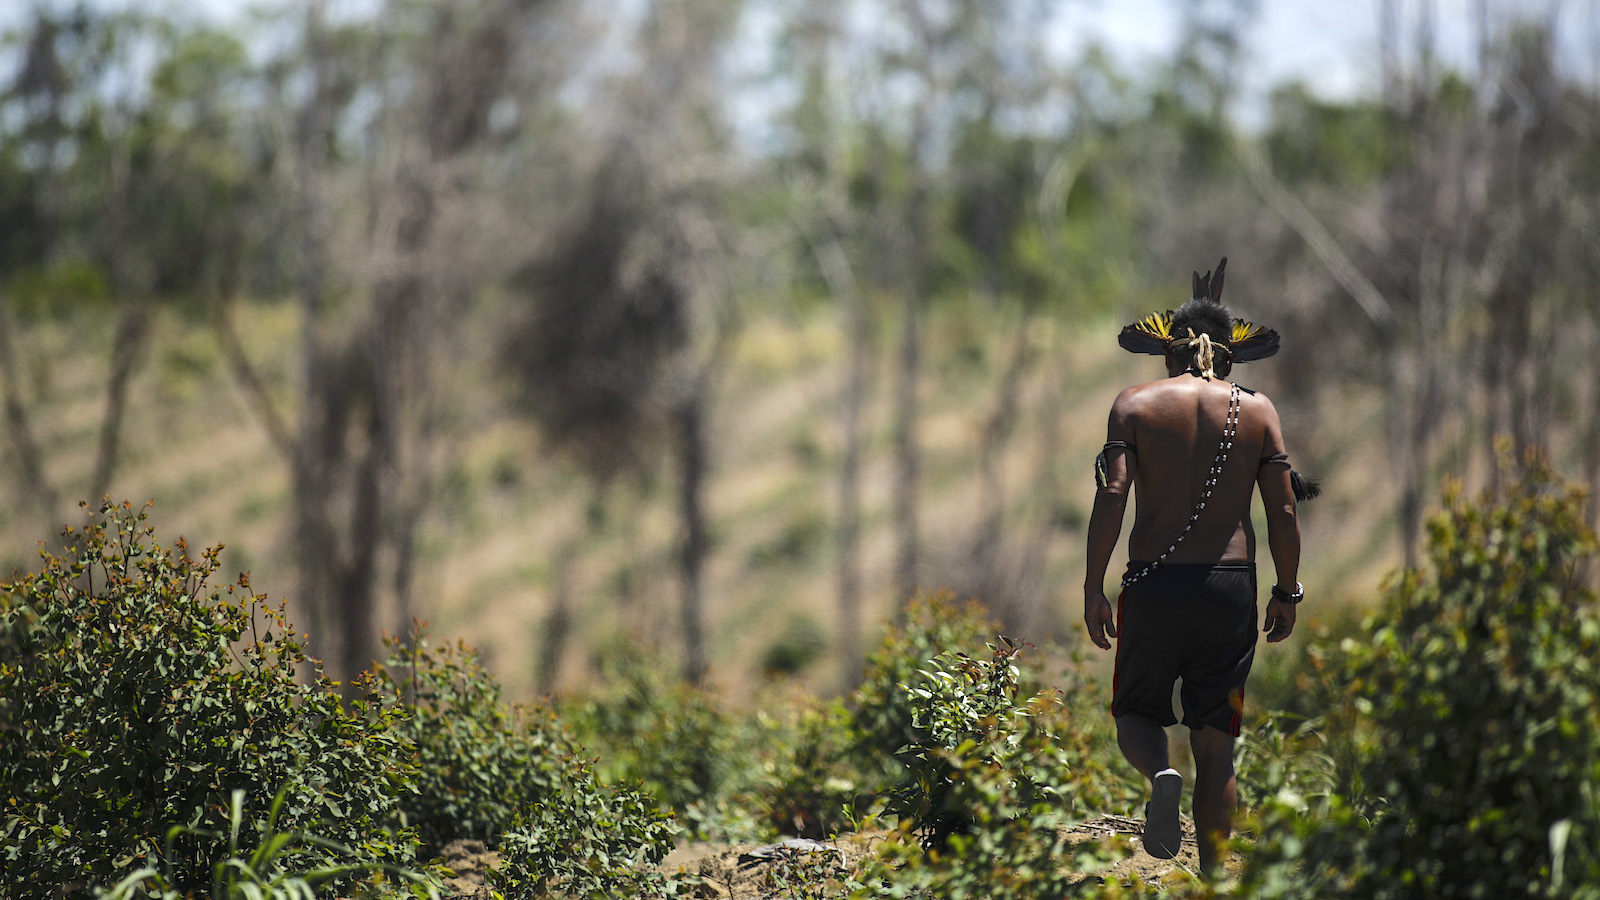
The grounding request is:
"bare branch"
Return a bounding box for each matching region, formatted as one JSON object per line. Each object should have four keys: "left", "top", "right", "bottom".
{"left": 1237, "top": 139, "right": 1397, "bottom": 328}
{"left": 213, "top": 298, "right": 296, "bottom": 460}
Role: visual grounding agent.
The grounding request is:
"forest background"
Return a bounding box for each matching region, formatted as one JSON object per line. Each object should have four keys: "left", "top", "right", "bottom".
{"left": 2, "top": 0, "right": 1598, "bottom": 705}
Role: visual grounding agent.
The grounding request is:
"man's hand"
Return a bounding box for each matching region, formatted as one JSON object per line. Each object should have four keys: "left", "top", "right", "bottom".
{"left": 1263, "top": 597, "right": 1297, "bottom": 643}
{"left": 1083, "top": 589, "right": 1118, "bottom": 650}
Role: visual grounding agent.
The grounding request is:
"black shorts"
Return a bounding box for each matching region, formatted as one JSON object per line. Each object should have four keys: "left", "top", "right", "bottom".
{"left": 1111, "top": 562, "right": 1258, "bottom": 737}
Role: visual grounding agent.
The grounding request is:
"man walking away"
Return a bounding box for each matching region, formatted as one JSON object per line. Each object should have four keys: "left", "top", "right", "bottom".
{"left": 1082, "top": 258, "right": 1312, "bottom": 875}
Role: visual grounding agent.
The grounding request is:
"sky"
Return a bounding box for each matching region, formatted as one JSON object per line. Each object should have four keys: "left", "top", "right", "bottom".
{"left": 1055, "top": 0, "right": 1593, "bottom": 116}
{"left": 2, "top": 0, "right": 1592, "bottom": 120}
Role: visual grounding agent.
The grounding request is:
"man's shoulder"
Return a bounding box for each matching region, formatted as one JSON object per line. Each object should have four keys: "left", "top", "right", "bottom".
{"left": 1114, "top": 378, "right": 1171, "bottom": 401}
{"left": 1114, "top": 378, "right": 1278, "bottom": 413}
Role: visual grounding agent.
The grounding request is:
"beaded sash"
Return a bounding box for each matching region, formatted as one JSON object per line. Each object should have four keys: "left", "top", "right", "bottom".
{"left": 1121, "top": 382, "right": 1242, "bottom": 588}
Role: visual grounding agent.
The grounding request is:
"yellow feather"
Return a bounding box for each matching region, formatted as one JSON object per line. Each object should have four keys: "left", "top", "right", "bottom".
{"left": 1138, "top": 312, "right": 1174, "bottom": 338}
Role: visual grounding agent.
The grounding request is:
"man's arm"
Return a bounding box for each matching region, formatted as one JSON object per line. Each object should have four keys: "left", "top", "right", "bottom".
{"left": 1084, "top": 394, "right": 1135, "bottom": 650}
{"left": 1255, "top": 395, "right": 1301, "bottom": 643}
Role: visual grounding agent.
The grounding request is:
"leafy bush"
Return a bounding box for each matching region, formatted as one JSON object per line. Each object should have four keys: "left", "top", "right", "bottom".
{"left": 490, "top": 769, "right": 682, "bottom": 899}
{"left": 848, "top": 592, "right": 1000, "bottom": 794}
{"left": 375, "top": 628, "right": 638, "bottom": 857}
{"left": 751, "top": 695, "right": 865, "bottom": 840}
{"left": 0, "top": 502, "right": 416, "bottom": 897}
{"left": 98, "top": 787, "right": 444, "bottom": 900}
{"left": 566, "top": 643, "right": 751, "bottom": 839}
{"left": 886, "top": 637, "right": 1133, "bottom": 847}
{"left": 1242, "top": 454, "right": 1600, "bottom": 898}
{"left": 857, "top": 637, "right": 1134, "bottom": 897}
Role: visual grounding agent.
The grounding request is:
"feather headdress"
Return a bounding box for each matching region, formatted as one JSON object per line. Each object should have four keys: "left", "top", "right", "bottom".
{"left": 1117, "top": 258, "right": 1281, "bottom": 362}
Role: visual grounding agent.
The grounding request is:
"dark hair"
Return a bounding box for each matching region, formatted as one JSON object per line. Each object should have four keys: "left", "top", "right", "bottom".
{"left": 1169, "top": 298, "right": 1232, "bottom": 347}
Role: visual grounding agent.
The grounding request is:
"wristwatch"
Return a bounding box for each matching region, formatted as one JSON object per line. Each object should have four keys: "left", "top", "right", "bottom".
{"left": 1270, "top": 582, "right": 1304, "bottom": 604}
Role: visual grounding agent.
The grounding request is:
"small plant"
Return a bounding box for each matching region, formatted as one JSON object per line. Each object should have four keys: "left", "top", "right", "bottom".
{"left": 0, "top": 502, "right": 416, "bottom": 896}
{"left": 888, "top": 636, "right": 1041, "bottom": 846}
{"left": 566, "top": 642, "right": 747, "bottom": 838}
{"left": 848, "top": 591, "right": 1000, "bottom": 795}
{"left": 757, "top": 846, "right": 850, "bottom": 900}
{"left": 753, "top": 696, "right": 865, "bottom": 840}
{"left": 849, "top": 633, "right": 1138, "bottom": 898}
{"left": 374, "top": 628, "right": 607, "bottom": 856}
{"left": 489, "top": 770, "right": 683, "bottom": 900}
{"left": 96, "top": 787, "right": 445, "bottom": 900}
{"left": 885, "top": 636, "right": 1131, "bottom": 847}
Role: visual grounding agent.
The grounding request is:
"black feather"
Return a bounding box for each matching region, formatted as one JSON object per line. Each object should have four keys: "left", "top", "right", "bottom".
{"left": 1290, "top": 470, "right": 1322, "bottom": 502}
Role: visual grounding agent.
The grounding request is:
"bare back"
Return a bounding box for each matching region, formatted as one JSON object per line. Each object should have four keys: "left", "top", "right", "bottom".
{"left": 1104, "top": 374, "right": 1288, "bottom": 565}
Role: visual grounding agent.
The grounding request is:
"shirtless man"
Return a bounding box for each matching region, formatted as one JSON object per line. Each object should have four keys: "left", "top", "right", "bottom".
{"left": 1082, "top": 258, "right": 1306, "bottom": 874}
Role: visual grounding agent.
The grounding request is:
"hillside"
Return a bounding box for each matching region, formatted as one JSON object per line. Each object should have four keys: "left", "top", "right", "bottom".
{"left": 0, "top": 299, "right": 1400, "bottom": 705}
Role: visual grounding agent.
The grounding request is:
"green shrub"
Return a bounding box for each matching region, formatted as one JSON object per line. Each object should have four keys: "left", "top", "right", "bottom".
{"left": 752, "top": 695, "right": 865, "bottom": 840}
{"left": 1242, "top": 453, "right": 1600, "bottom": 898}
{"left": 856, "top": 637, "right": 1133, "bottom": 897}
{"left": 885, "top": 637, "right": 1132, "bottom": 847}
{"left": 97, "top": 787, "right": 445, "bottom": 900}
{"left": 0, "top": 502, "right": 417, "bottom": 897}
{"left": 490, "top": 767, "right": 682, "bottom": 899}
{"left": 566, "top": 643, "right": 746, "bottom": 838}
{"left": 375, "top": 628, "right": 622, "bottom": 857}
{"left": 848, "top": 591, "right": 1000, "bottom": 794}
{"left": 760, "top": 611, "right": 829, "bottom": 676}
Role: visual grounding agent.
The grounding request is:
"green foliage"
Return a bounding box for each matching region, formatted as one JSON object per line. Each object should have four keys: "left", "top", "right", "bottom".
{"left": 373, "top": 629, "right": 617, "bottom": 857}
{"left": 885, "top": 637, "right": 1130, "bottom": 848}
{"left": 858, "top": 637, "right": 1133, "bottom": 897}
{"left": 1231, "top": 714, "right": 1339, "bottom": 815}
{"left": 756, "top": 846, "right": 852, "bottom": 900}
{"left": 0, "top": 502, "right": 417, "bottom": 897}
{"left": 761, "top": 611, "right": 830, "bottom": 676}
{"left": 1263, "top": 84, "right": 1400, "bottom": 187}
{"left": 565, "top": 644, "right": 750, "bottom": 839}
{"left": 0, "top": 503, "right": 697, "bottom": 897}
{"left": 887, "top": 636, "right": 1042, "bottom": 845}
{"left": 751, "top": 696, "right": 865, "bottom": 840}
{"left": 1242, "top": 455, "right": 1600, "bottom": 898}
{"left": 97, "top": 787, "right": 444, "bottom": 900}
{"left": 490, "top": 774, "right": 682, "bottom": 900}
{"left": 849, "top": 592, "right": 1000, "bottom": 792}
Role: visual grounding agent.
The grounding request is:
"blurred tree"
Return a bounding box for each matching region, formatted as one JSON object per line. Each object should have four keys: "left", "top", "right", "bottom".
{"left": 1238, "top": 6, "right": 1600, "bottom": 561}
{"left": 218, "top": 0, "right": 557, "bottom": 683}
{"left": 0, "top": 8, "right": 264, "bottom": 529}
{"left": 771, "top": 0, "right": 876, "bottom": 689}
{"left": 501, "top": 0, "right": 740, "bottom": 686}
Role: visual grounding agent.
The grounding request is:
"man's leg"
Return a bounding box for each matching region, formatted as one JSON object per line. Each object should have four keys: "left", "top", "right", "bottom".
{"left": 1189, "top": 724, "right": 1237, "bottom": 875}
{"left": 1115, "top": 712, "right": 1169, "bottom": 779}
{"left": 1118, "top": 713, "right": 1182, "bottom": 858}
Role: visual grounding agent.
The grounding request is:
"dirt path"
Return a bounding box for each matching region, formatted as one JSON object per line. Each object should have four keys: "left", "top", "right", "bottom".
{"left": 438, "top": 814, "right": 1242, "bottom": 898}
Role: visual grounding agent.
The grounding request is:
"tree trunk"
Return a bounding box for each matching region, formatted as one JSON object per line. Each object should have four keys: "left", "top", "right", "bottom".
{"left": 676, "top": 386, "right": 710, "bottom": 686}
{"left": 970, "top": 315, "right": 1034, "bottom": 607}
{"left": 811, "top": 215, "right": 871, "bottom": 691}
{"left": 891, "top": 272, "right": 921, "bottom": 610}
{"left": 88, "top": 301, "right": 148, "bottom": 505}
{"left": 292, "top": 0, "right": 338, "bottom": 665}
{"left": 0, "top": 300, "right": 58, "bottom": 522}
{"left": 892, "top": 111, "right": 932, "bottom": 611}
